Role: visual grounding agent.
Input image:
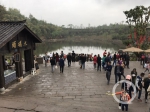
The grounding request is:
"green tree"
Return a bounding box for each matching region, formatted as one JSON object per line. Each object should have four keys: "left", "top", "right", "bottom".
{"left": 124, "top": 6, "right": 150, "bottom": 48}
{"left": 0, "top": 5, "right": 7, "bottom": 21}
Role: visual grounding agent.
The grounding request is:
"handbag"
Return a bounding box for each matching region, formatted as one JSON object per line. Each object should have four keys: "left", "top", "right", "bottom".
{"left": 132, "top": 74, "right": 136, "bottom": 77}
{"left": 55, "top": 65, "right": 58, "bottom": 69}
{"left": 147, "top": 85, "right": 150, "bottom": 92}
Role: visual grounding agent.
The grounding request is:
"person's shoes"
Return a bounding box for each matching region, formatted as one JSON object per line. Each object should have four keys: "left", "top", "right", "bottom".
{"left": 118, "top": 106, "right": 121, "bottom": 109}
{"left": 145, "top": 99, "right": 147, "bottom": 103}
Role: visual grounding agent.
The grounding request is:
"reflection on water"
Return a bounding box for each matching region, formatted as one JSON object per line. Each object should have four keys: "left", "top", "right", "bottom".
{"left": 35, "top": 41, "right": 118, "bottom": 56}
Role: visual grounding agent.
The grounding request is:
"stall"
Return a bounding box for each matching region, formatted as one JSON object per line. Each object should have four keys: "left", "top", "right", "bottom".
{"left": 0, "top": 20, "right": 42, "bottom": 91}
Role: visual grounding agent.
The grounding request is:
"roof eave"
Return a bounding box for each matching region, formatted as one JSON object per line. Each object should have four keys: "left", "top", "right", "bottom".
{"left": 24, "top": 25, "right": 42, "bottom": 43}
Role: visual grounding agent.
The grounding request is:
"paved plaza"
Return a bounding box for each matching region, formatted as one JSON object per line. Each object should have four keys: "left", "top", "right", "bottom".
{"left": 0, "top": 61, "right": 149, "bottom": 112}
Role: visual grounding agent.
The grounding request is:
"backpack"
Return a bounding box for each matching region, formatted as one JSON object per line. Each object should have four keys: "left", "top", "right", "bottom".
{"left": 121, "top": 93, "right": 130, "bottom": 101}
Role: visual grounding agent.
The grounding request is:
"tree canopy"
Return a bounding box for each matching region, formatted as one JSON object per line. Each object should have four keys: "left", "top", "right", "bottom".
{"left": 124, "top": 6, "right": 150, "bottom": 49}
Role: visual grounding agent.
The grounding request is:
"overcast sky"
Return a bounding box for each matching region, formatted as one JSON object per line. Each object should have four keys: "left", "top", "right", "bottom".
{"left": 0, "top": 0, "right": 150, "bottom": 27}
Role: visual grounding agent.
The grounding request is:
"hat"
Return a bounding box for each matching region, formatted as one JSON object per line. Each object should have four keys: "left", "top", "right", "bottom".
{"left": 126, "top": 75, "right": 131, "bottom": 80}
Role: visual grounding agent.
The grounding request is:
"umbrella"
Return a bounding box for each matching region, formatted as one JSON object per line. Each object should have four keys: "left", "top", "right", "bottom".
{"left": 144, "top": 49, "right": 150, "bottom": 52}
{"left": 123, "top": 47, "right": 143, "bottom": 52}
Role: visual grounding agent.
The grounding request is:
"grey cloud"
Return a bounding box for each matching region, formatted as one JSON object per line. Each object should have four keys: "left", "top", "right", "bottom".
{"left": 0, "top": 0, "right": 150, "bottom": 27}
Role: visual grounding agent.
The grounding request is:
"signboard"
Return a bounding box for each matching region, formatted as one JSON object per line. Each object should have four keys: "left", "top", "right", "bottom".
{"left": 10, "top": 40, "right": 28, "bottom": 49}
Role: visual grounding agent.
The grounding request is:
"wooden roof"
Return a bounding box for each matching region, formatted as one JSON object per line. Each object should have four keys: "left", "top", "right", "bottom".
{"left": 0, "top": 20, "right": 42, "bottom": 49}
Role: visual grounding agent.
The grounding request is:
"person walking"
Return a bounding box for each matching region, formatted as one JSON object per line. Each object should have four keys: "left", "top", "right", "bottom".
{"left": 102, "top": 55, "right": 106, "bottom": 70}
{"left": 115, "top": 90, "right": 130, "bottom": 111}
{"left": 72, "top": 51, "right": 76, "bottom": 62}
{"left": 131, "top": 68, "right": 137, "bottom": 85}
{"left": 59, "top": 56, "right": 65, "bottom": 73}
{"left": 112, "top": 52, "right": 117, "bottom": 67}
{"left": 97, "top": 54, "right": 101, "bottom": 71}
{"left": 118, "top": 75, "right": 134, "bottom": 110}
{"left": 93, "top": 55, "right": 97, "bottom": 69}
{"left": 50, "top": 57, "right": 56, "bottom": 73}
{"left": 136, "top": 72, "right": 145, "bottom": 102}
{"left": 142, "top": 74, "right": 150, "bottom": 103}
{"left": 121, "top": 63, "right": 125, "bottom": 79}
{"left": 106, "top": 62, "right": 112, "bottom": 85}
{"left": 79, "top": 54, "right": 82, "bottom": 69}
{"left": 55, "top": 53, "right": 59, "bottom": 65}
{"left": 125, "top": 53, "right": 130, "bottom": 69}
{"left": 44, "top": 52, "right": 49, "bottom": 67}
{"left": 67, "top": 53, "right": 72, "bottom": 67}
{"left": 81, "top": 54, "right": 86, "bottom": 69}
{"left": 114, "top": 63, "right": 122, "bottom": 83}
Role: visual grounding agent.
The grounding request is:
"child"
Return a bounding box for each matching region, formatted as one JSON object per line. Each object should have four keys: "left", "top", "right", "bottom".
{"left": 115, "top": 90, "right": 130, "bottom": 111}
{"left": 35, "top": 61, "right": 39, "bottom": 73}
{"left": 118, "top": 75, "right": 133, "bottom": 110}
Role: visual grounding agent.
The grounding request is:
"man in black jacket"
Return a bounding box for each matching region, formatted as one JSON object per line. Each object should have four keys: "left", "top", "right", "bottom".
{"left": 72, "top": 51, "right": 75, "bottom": 62}
{"left": 81, "top": 54, "right": 86, "bottom": 69}
{"left": 143, "top": 74, "right": 150, "bottom": 103}
{"left": 106, "top": 62, "right": 112, "bottom": 85}
{"left": 114, "top": 63, "right": 123, "bottom": 83}
{"left": 97, "top": 54, "right": 101, "bottom": 71}
{"left": 112, "top": 52, "right": 116, "bottom": 66}
{"left": 50, "top": 57, "right": 56, "bottom": 73}
{"left": 67, "top": 53, "right": 72, "bottom": 67}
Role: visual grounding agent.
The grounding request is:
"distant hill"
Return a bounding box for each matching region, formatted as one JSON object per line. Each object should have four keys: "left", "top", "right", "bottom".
{"left": 0, "top": 5, "right": 129, "bottom": 44}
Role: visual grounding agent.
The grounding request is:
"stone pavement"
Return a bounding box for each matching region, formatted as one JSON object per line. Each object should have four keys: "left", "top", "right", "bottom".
{"left": 0, "top": 61, "right": 149, "bottom": 112}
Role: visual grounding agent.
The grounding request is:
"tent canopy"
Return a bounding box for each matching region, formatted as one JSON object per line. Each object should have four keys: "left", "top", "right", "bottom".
{"left": 123, "top": 47, "right": 143, "bottom": 52}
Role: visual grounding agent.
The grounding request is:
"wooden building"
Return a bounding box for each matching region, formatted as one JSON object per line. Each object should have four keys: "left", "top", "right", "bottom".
{"left": 0, "top": 20, "right": 42, "bottom": 91}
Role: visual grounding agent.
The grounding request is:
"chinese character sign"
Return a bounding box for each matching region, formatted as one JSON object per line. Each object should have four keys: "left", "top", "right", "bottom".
{"left": 12, "top": 41, "right": 16, "bottom": 48}
{"left": 10, "top": 40, "right": 27, "bottom": 49}
{"left": 18, "top": 41, "right": 22, "bottom": 47}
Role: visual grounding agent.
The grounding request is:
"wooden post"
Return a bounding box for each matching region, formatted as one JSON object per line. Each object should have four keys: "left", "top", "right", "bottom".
{"left": 0, "top": 54, "right": 5, "bottom": 91}
{"left": 15, "top": 49, "right": 23, "bottom": 81}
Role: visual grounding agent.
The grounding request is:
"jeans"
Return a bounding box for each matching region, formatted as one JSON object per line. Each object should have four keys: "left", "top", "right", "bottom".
{"left": 121, "top": 72, "right": 125, "bottom": 79}
{"left": 97, "top": 63, "right": 101, "bottom": 71}
{"left": 136, "top": 87, "right": 142, "bottom": 99}
{"left": 45, "top": 60, "right": 48, "bottom": 67}
{"left": 102, "top": 62, "right": 105, "bottom": 69}
{"left": 122, "top": 104, "right": 128, "bottom": 111}
{"left": 126, "top": 61, "right": 129, "bottom": 68}
{"left": 132, "top": 76, "right": 136, "bottom": 85}
{"left": 106, "top": 71, "right": 111, "bottom": 84}
{"left": 145, "top": 87, "right": 148, "bottom": 100}
{"left": 115, "top": 73, "right": 121, "bottom": 83}
{"left": 94, "top": 63, "right": 96, "bottom": 69}
{"left": 113, "top": 59, "right": 116, "bottom": 66}
{"left": 82, "top": 63, "right": 85, "bottom": 69}
{"left": 72, "top": 57, "right": 75, "bottom": 62}
{"left": 51, "top": 65, "right": 54, "bottom": 72}
{"left": 60, "top": 65, "right": 64, "bottom": 73}
{"left": 68, "top": 60, "right": 71, "bottom": 66}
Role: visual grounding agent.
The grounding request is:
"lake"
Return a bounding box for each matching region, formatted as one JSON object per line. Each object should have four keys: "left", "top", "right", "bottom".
{"left": 35, "top": 41, "right": 119, "bottom": 56}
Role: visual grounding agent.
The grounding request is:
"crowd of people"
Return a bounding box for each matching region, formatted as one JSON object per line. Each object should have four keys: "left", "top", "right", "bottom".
{"left": 42, "top": 50, "right": 150, "bottom": 111}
